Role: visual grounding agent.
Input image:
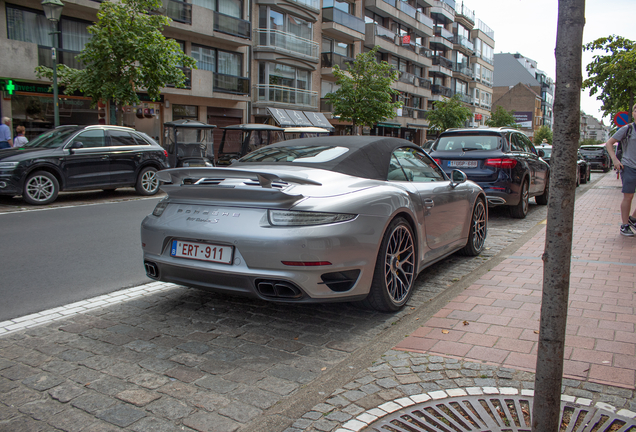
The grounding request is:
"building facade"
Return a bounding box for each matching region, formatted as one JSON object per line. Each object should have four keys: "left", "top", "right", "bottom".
{"left": 1, "top": 0, "right": 494, "bottom": 147}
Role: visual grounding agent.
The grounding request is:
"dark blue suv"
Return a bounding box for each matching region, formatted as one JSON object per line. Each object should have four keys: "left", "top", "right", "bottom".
{"left": 428, "top": 127, "right": 550, "bottom": 218}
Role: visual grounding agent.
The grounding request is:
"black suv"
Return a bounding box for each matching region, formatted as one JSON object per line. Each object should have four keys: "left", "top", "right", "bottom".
{"left": 579, "top": 144, "right": 612, "bottom": 172}
{"left": 428, "top": 127, "right": 550, "bottom": 218}
{"left": 0, "top": 125, "right": 169, "bottom": 205}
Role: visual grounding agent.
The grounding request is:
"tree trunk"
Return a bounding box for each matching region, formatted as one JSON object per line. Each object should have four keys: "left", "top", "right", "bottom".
{"left": 532, "top": 1, "right": 585, "bottom": 431}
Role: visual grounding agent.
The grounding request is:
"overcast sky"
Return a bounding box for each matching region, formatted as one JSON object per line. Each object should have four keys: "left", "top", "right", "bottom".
{"left": 467, "top": 0, "right": 633, "bottom": 125}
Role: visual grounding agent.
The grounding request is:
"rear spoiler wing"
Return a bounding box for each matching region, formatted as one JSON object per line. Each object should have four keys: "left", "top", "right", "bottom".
{"left": 157, "top": 167, "right": 322, "bottom": 188}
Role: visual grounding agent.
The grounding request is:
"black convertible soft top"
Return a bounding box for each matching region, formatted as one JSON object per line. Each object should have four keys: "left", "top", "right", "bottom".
{"left": 233, "top": 136, "right": 422, "bottom": 181}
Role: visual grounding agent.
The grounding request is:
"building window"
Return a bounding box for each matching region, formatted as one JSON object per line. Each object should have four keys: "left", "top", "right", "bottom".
{"left": 323, "top": 0, "right": 354, "bottom": 14}
{"left": 259, "top": 6, "right": 312, "bottom": 39}
{"left": 191, "top": 45, "right": 242, "bottom": 76}
{"left": 260, "top": 62, "right": 310, "bottom": 90}
{"left": 322, "top": 37, "right": 352, "bottom": 56}
{"left": 192, "top": 0, "right": 242, "bottom": 18}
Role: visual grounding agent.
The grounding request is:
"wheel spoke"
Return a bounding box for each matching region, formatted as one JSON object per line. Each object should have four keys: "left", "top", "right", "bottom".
{"left": 383, "top": 225, "right": 415, "bottom": 303}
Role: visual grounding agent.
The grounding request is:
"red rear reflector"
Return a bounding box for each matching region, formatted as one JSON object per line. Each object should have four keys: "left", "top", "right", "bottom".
{"left": 281, "top": 261, "right": 332, "bottom": 266}
{"left": 433, "top": 158, "right": 441, "bottom": 165}
{"left": 490, "top": 187, "right": 506, "bottom": 191}
{"left": 485, "top": 158, "right": 517, "bottom": 169}
{"left": 164, "top": 150, "right": 169, "bottom": 158}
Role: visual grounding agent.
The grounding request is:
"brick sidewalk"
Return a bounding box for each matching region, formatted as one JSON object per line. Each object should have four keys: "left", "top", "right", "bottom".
{"left": 396, "top": 174, "right": 636, "bottom": 389}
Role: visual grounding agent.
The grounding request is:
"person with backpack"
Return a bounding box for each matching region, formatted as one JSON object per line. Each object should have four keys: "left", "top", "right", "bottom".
{"left": 606, "top": 104, "right": 636, "bottom": 236}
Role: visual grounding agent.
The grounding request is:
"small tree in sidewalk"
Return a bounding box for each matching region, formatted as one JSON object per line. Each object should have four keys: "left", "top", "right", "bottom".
{"left": 531, "top": 0, "right": 585, "bottom": 431}
{"left": 325, "top": 46, "right": 403, "bottom": 135}
{"left": 35, "top": 0, "right": 195, "bottom": 125}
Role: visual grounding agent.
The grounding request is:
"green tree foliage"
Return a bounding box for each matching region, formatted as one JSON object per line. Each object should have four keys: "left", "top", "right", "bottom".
{"left": 485, "top": 105, "right": 519, "bottom": 128}
{"left": 533, "top": 125, "right": 553, "bottom": 145}
{"left": 583, "top": 35, "right": 636, "bottom": 121}
{"left": 325, "top": 46, "right": 402, "bottom": 132}
{"left": 425, "top": 94, "right": 472, "bottom": 133}
{"left": 35, "top": 0, "right": 195, "bottom": 124}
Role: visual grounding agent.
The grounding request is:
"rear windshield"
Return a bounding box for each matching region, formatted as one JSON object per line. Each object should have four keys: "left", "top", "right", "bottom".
{"left": 432, "top": 134, "right": 502, "bottom": 152}
{"left": 240, "top": 145, "right": 348, "bottom": 163}
{"left": 579, "top": 146, "right": 605, "bottom": 153}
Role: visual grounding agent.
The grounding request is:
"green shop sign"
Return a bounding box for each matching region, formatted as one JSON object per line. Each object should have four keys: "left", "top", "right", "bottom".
{"left": 9, "top": 81, "right": 163, "bottom": 102}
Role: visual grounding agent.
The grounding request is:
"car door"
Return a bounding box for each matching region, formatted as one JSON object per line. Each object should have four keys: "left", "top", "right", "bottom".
{"left": 390, "top": 147, "right": 469, "bottom": 261}
{"left": 108, "top": 130, "right": 146, "bottom": 185}
{"left": 62, "top": 129, "right": 111, "bottom": 189}
{"left": 519, "top": 134, "right": 548, "bottom": 194}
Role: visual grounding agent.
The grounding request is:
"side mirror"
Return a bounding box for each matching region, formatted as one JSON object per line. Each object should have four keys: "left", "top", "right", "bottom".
{"left": 450, "top": 169, "right": 467, "bottom": 187}
{"left": 538, "top": 149, "right": 545, "bottom": 157}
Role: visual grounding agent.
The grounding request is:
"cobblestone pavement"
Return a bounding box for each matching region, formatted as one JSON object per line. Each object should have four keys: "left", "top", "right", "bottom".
{"left": 0, "top": 173, "right": 621, "bottom": 432}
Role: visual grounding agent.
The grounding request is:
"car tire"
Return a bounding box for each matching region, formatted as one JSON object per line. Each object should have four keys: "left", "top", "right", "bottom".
{"left": 535, "top": 175, "right": 549, "bottom": 205}
{"left": 581, "top": 168, "right": 588, "bottom": 184}
{"left": 363, "top": 217, "right": 416, "bottom": 312}
{"left": 23, "top": 171, "right": 59, "bottom": 205}
{"left": 458, "top": 199, "right": 487, "bottom": 256}
{"left": 510, "top": 180, "right": 529, "bottom": 218}
{"left": 135, "top": 167, "right": 159, "bottom": 196}
{"left": 576, "top": 169, "right": 580, "bottom": 187}
{"left": 587, "top": 168, "right": 591, "bottom": 182}
{"left": 603, "top": 166, "right": 609, "bottom": 173}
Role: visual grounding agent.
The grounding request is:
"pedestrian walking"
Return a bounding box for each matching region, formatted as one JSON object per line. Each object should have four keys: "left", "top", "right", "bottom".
{"left": 0, "top": 117, "right": 12, "bottom": 149}
{"left": 606, "top": 103, "right": 636, "bottom": 236}
{"left": 13, "top": 125, "right": 28, "bottom": 147}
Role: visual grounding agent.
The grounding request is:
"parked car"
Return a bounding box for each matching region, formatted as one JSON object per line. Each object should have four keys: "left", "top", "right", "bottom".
{"left": 577, "top": 150, "right": 591, "bottom": 185}
{"left": 0, "top": 125, "right": 169, "bottom": 205}
{"left": 579, "top": 144, "right": 612, "bottom": 172}
{"left": 428, "top": 127, "right": 550, "bottom": 219}
{"left": 141, "top": 136, "right": 488, "bottom": 312}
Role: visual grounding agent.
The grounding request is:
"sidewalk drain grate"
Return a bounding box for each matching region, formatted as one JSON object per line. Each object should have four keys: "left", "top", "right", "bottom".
{"left": 365, "top": 395, "right": 636, "bottom": 432}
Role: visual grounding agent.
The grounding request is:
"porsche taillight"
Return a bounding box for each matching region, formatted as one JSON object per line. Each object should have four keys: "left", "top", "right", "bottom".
{"left": 485, "top": 158, "right": 517, "bottom": 169}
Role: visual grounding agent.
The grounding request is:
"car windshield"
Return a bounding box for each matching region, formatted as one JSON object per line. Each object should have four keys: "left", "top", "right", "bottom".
{"left": 240, "top": 145, "right": 349, "bottom": 163}
{"left": 433, "top": 134, "right": 502, "bottom": 151}
{"left": 580, "top": 146, "right": 604, "bottom": 154}
{"left": 23, "top": 127, "right": 79, "bottom": 149}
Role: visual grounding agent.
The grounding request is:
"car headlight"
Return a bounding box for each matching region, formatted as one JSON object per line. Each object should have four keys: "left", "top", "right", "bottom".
{"left": 0, "top": 162, "right": 19, "bottom": 170}
{"left": 152, "top": 200, "right": 169, "bottom": 217}
{"left": 268, "top": 210, "right": 357, "bottom": 226}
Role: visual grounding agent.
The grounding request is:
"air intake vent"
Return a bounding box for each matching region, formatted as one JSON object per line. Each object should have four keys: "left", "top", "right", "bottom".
{"left": 243, "top": 181, "right": 287, "bottom": 188}
{"left": 320, "top": 270, "right": 360, "bottom": 292}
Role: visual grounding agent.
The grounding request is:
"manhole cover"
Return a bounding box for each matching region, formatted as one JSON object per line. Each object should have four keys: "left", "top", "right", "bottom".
{"left": 365, "top": 395, "right": 636, "bottom": 432}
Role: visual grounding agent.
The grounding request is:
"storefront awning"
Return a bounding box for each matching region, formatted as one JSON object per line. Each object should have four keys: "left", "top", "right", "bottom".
{"left": 377, "top": 122, "right": 401, "bottom": 129}
{"left": 267, "top": 107, "right": 335, "bottom": 132}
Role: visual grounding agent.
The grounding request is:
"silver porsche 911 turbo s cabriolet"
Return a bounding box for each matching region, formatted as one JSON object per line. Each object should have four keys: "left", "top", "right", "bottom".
{"left": 141, "top": 136, "right": 487, "bottom": 312}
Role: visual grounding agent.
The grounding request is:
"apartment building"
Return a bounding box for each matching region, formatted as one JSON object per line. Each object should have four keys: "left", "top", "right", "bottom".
{"left": 493, "top": 52, "right": 554, "bottom": 133}
{"left": 580, "top": 112, "right": 610, "bottom": 143}
{"left": 0, "top": 0, "right": 494, "bottom": 146}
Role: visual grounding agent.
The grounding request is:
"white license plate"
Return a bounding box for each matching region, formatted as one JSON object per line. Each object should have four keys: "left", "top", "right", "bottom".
{"left": 448, "top": 160, "right": 478, "bottom": 168}
{"left": 170, "top": 240, "right": 233, "bottom": 264}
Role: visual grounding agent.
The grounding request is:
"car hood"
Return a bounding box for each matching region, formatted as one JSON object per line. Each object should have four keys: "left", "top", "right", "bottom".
{"left": 0, "top": 147, "right": 62, "bottom": 162}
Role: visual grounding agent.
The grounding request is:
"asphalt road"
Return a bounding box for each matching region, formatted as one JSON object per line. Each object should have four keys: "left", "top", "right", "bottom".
{"left": 0, "top": 195, "right": 161, "bottom": 322}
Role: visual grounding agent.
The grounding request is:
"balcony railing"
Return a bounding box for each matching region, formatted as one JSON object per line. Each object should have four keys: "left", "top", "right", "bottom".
{"left": 431, "top": 84, "right": 451, "bottom": 97}
{"left": 167, "top": 67, "right": 192, "bottom": 89}
{"left": 399, "top": 107, "right": 414, "bottom": 117}
{"left": 480, "top": 53, "right": 494, "bottom": 65}
{"left": 431, "top": 0, "right": 455, "bottom": 17}
{"left": 165, "top": 0, "right": 192, "bottom": 24}
{"left": 370, "top": 23, "right": 397, "bottom": 42}
{"left": 322, "top": 7, "right": 365, "bottom": 33}
{"left": 398, "top": 71, "right": 416, "bottom": 85}
{"left": 477, "top": 19, "right": 495, "bottom": 39}
{"left": 398, "top": 1, "right": 417, "bottom": 19}
{"left": 452, "top": 91, "right": 472, "bottom": 104}
{"left": 38, "top": 46, "right": 83, "bottom": 69}
{"left": 418, "top": 77, "right": 432, "bottom": 89}
{"left": 418, "top": 45, "right": 433, "bottom": 58}
{"left": 453, "top": 35, "right": 474, "bottom": 52}
{"left": 289, "top": 0, "right": 320, "bottom": 11}
{"left": 214, "top": 12, "right": 250, "bottom": 38}
{"left": 416, "top": 11, "right": 434, "bottom": 29}
{"left": 255, "top": 29, "right": 319, "bottom": 60}
{"left": 453, "top": 64, "right": 473, "bottom": 78}
{"left": 382, "top": 0, "right": 397, "bottom": 8}
{"left": 214, "top": 73, "right": 249, "bottom": 94}
{"left": 321, "top": 51, "right": 355, "bottom": 69}
{"left": 457, "top": 3, "right": 475, "bottom": 23}
{"left": 434, "top": 26, "right": 453, "bottom": 41}
{"left": 413, "top": 108, "right": 427, "bottom": 119}
{"left": 254, "top": 84, "right": 318, "bottom": 108}
{"left": 432, "top": 55, "right": 453, "bottom": 69}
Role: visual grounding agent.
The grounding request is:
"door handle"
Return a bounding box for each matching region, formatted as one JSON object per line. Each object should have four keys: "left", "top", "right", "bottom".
{"left": 101, "top": 156, "right": 109, "bottom": 160}
{"left": 423, "top": 198, "right": 434, "bottom": 208}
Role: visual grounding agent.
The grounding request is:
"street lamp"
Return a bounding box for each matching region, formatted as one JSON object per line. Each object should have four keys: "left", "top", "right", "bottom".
{"left": 41, "top": 0, "right": 64, "bottom": 128}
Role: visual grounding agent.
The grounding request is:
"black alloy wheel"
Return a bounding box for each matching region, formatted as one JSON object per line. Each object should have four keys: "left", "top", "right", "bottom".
{"left": 510, "top": 180, "right": 529, "bottom": 218}
{"left": 364, "top": 217, "right": 416, "bottom": 312}
{"left": 459, "top": 199, "right": 487, "bottom": 256}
